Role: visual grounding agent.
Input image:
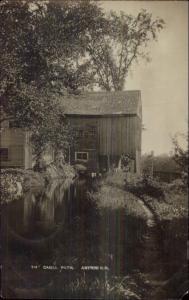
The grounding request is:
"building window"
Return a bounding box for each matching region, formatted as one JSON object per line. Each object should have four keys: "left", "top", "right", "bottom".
{"left": 75, "top": 152, "right": 88, "bottom": 161}
{"left": 84, "top": 126, "right": 97, "bottom": 138}
{"left": 74, "top": 129, "right": 84, "bottom": 138}
{"left": 9, "top": 120, "right": 21, "bottom": 128}
{"left": 0, "top": 148, "right": 8, "bottom": 161}
{"left": 84, "top": 128, "right": 96, "bottom": 138}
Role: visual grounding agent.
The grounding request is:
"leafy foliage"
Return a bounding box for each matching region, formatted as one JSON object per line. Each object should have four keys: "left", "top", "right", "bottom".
{"left": 172, "top": 134, "right": 188, "bottom": 183}
{"left": 0, "top": 0, "right": 104, "bottom": 156}
{"left": 0, "top": 0, "right": 101, "bottom": 99}
{"left": 141, "top": 153, "right": 183, "bottom": 184}
{"left": 125, "top": 173, "right": 165, "bottom": 200}
{"left": 86, "top": 9, "right": 165, "bottom": 91}
{"left": 0, "top": 0, "right": 165, "bottom": 157}
{"left": 0, "top": 170, "right": 24, "bottom": 204}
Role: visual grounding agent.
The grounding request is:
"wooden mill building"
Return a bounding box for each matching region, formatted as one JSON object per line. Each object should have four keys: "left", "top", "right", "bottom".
{"left": 63, "top": 90, "right": 142, "bottom": 174}
{"left": 0, "top": 90, "right": 142, "bottom": 173}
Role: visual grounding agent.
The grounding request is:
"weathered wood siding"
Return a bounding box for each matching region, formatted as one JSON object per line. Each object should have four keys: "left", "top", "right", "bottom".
{"left": 0, "top": 128, "right": 25, "bottom": 168}
{"left": 0, "top": 128, "right": 33, "bottom": 168}
{"left": 67, "top": 115, "right": 142, "bottom": 172}
{"left": 0, "top": 127, "right": 54, "bottom": 169}
{"left": 68, "top": 117, "right": 99, "bottom": 172}
{"left": 98, "top": 115, "right": 141, "bottom": 157}
{"left": 68, "top": 116, "right": 141, "bottom": 155}
{"left": 0, "top": 114, "right": 141, "bottom": 171}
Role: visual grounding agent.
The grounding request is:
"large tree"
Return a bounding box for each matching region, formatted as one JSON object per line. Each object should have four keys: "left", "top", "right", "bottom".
{"left": 0, "top": 0, "right": 103, "bottom": 157}
{"left": 86, "top": 9, "right": 165, "bottom": 91}
{"left": 0, "top": 1, "right": 165, "bottom": 158}
{"left": 0, "top": 0, "right": 102, "bottom": 115}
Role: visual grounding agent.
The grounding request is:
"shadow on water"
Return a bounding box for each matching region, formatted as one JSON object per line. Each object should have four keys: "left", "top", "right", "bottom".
{"left": 1, "top": 176, "right": 187, "bottom": 299}
{"left": 1, "top": 177, "right": 108, "bottom": 298}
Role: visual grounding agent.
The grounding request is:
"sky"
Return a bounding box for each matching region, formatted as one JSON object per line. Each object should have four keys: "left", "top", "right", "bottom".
{"left": 101, "top": 1, "right": 188, "bottom": 155}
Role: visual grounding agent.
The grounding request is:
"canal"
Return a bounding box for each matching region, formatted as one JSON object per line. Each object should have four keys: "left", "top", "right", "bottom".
{"left": 1, "top": 177, "right": 187, "bottom": 299}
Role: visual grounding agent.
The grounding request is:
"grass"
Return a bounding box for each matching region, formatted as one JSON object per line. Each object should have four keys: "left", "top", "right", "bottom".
{"left": 143, "top": 192, "right": 188, "bottom": 221}
{"left": 91, "top": 170, "right": 188, "bottom": 279}
{"left": 90, "top": 171, "right": 152, "bottom": 220}
{"left": 91, "top": 184, "right": 148, "bottom": 220}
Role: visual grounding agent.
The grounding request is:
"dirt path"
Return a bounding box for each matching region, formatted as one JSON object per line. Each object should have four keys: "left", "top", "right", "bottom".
{"left": 134, "top": 194, "right": 169, "bottom": 299}
{"left": 137, "top": 198, "right": 155, "bottom": 227}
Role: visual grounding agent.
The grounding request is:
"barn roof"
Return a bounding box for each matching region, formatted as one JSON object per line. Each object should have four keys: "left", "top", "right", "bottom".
{"left": 61, "top": 90, "right": 142, "bottom": 118}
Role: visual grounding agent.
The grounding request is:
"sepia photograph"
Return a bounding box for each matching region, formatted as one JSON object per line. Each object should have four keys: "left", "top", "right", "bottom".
{"left": 0, "top": 0, "right": 188, "bottom": 299}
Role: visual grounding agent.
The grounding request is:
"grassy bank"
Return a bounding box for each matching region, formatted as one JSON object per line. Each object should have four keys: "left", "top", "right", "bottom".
{"left": 90, "top": 170, "right": 188, "bottom": 298}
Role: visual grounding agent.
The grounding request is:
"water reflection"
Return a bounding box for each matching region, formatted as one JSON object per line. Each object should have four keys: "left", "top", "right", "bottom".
{"left": 7, "top": 178, "right": 74, "bottom": 238}
{"left": 2, "top": 176, "right": 183, "bottom": 299}
{"left": 2, "top": 177, "right": 107, "bottom": 298}
{"left": 3, "top": 176, "right": 148, "bottom": 272}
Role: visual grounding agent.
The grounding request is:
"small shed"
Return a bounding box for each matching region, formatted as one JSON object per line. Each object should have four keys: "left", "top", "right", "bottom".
{"left": 0, "top": 124, "right": 32, "bottom": 169}
{"left": 0, "top": 121, "right": 53, "bottom": 169}
{"left": 62, "top": 90, "right": 142, "bottom": 174}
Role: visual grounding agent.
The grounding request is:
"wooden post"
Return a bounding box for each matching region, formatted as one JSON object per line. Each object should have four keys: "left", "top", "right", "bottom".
{"left": 68, "top": 146, "right": 71, "bottom": 165}
{"left": 151, "top": 150, "right": 154, "bottom": 177}
{"left": 107, "top": 154, "right": 110, "bottom": 172}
